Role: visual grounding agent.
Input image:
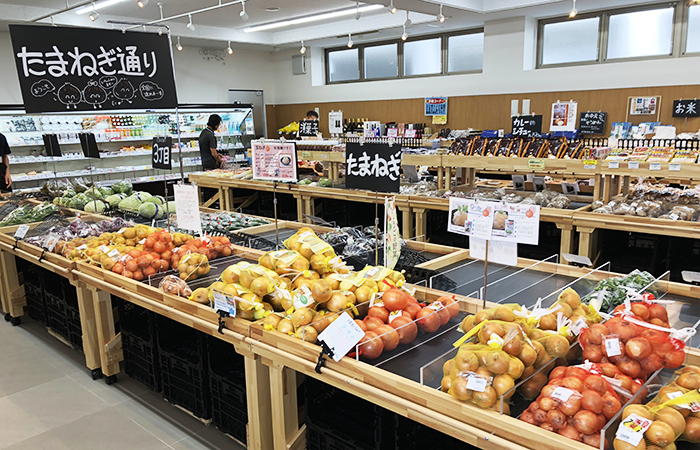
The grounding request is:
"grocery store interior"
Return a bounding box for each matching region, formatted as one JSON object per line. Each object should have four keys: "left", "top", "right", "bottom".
{"left": 1, "top": 1, "right": 700, "bottom": 450}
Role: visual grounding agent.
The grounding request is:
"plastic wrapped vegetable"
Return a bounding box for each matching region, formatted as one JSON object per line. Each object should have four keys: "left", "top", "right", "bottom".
{"left": 160, "top": 275, "right": 192, "bottom": 297}
{"left": 259, "top": 250, "right": 310, "bottom": 276}
{"left": 175, "top": 252, "right": 210, "bottom": 281}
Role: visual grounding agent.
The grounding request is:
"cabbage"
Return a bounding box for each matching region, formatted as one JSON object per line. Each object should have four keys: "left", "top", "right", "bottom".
{"left": 118, "top": 195, "right": 143, "bottom": 212}
{"left": 105, "top": 194, "right": 126, "bottom": 208}
{"left": 166, "top": 201, "right": 176, "bottom": 214}
{"left": 112, "top": 180, "right": 133, "bottom": 195}
{"left": 131, "top": 192, "right": 152, "bottom": 203}
{"left": 138, "top": 202, "right": 164, "bottom": 219}
{"left": 84, "top": 200, "right": 107, "bottom": 214}
{"left": 99, "top": 187, "right": 114, "bottom": 197}
{"left": 70, "top": 193, "right": 90, "bottom": 210}
{"left": 86, "top": 188, "right": 104, "bottom": 200}
{"left": 144, "top": 195, "right": 165, "bottom": 205}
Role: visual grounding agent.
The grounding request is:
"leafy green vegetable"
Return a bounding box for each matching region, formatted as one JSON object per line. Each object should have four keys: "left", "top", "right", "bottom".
{"left": 582, "top": 269, "right": 656, "bottom": 312}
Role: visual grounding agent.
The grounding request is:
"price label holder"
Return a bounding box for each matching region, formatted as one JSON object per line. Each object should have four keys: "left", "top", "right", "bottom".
{"left": 603, "top": 335, "right": 622, "bottom": 357}
{"left": 316, "top": 312, "right": 365, "bottom": 372}
{"left": 615, "top": 413, "right": 652, "bottom": 446}
{"left": 669, "top": 163, "right": 681, "bottom": 171}
{"left": 570, "top": 317, "right": 588, "bottom": 336}
{"left": 465, "top": 373, "right": 488, "bottom": 392}
{"left": 528, "top": 158, "right": 545, "bottom": 170}
{"left": 551, "top": 387, "right": 575, "bottom": 402}
{"left": 608, "top": 161, "right": 620, "bottom": 169}
{"left": 301, "top": 151, "right": 312, "bottom": 159}
{"left": 649, "top": 162, "right": 661, "bottom": 171}
{"left": 583, "top": 160, "right": 598, "bottom": 170}
{"left": 13, "top": 224, "right": 30, "bottom": 250}
{"left": 213, "top": 290, "right": 237, "bottom": 334}
{"left": 628, "top": 161, "right": 640, "bottom": 170}
{"left": 40, "top": 233, "right": 60, "bottom": 262}
{"left": 562, "top": 253, "right": 592, "bottom": 268}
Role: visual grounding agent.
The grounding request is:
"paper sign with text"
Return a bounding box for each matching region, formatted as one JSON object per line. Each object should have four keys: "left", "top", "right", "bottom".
{"left": 174, "top": 184, "right": 202, "bottom": 235}
{"left": 318, "top": 312, "right": 365, "bottom": 362}
{"left": 251, "top": 140, "right": 298, "bottom": 183}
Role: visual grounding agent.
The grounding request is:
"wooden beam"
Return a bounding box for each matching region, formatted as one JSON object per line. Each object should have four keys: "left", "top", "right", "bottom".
{"left": 202, "top": 191, "right": 221, "bottom": 208}
{"left": 91, "top": 289, "right": 120, "bottom": 377}
{"left": 245, "top": 355, "right": 274, "bottom": 450}
{"left": 269, "top": 365, "right": 298, "bottom": 450}
{"left": 238, "top": 192, "right": 260, "bottom": 210}
{"left": 76, "top": 283, "right": 101, "bottom": 371}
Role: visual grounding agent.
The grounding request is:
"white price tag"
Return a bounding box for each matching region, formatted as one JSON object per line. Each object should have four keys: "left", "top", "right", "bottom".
{"left": 604, "top": 336, "right": 622, "bottom": 357}
{"left": 293, "top": 284, "right": 315, "bottom": 310}
{"left": 44, "top": 234, "right": 60, "bottom": 252}
{"left": 615, "top": 413, "right": 652, "bottom": 446}
{"left": 465, "top": 373, "right": 488, "bottom": 392}
{"left": 551, "top": 387, "right": 575, "bottom": 402}
{"left": 570, "top": 317, "right": 588, "bottom": 336}
{"left": 649, "top": 162, "right": 661, "bottom": 171}
{"left": 607, "top": 161, "right": 620, "bottom": 169}
{"left": 628, "top": 161, "right": 640, "bottom": 169}
{"left": 14, "top": 224, "right": 30, "bottom": 239}
{"left": 107, "top": 249, "right": 121, "bottom": 258}
{"left": 669, "top": 163, "right": 681, "bottom": 171}
{"left": 76, "top": 244, "right": 88, "bottom": 250}
{"left": 317, "top": 312, "right": 365, "bottom": 362}
{"left": 388, "top": 310, "right": 403, "bottom": 323}
{"left": 117, "top": 228, "right": 127, "bottom": 234}
{"left": 100, "top": 245, "right": 110, "bottom": 253}
{"left": 429, "top": 301, "right": 444, "bottom": 311}
{"left": 213, "top": 291, "right": 236, "bottom": 317}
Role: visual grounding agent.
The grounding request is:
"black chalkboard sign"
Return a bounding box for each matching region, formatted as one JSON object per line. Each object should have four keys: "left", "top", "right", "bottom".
{"left": 673, "top": 100, "right": 700, "bottom": 118}
{"left": 9, "top": 24, "right": 178, "bottom": 113}
{"left": 579, "top": 112, "right": 607, "bottom": 135}
{"left": 152, "top": 136, "right": 172, "bottom": 170}
{"left": 345, "top": 142, "right": 401, "bottom": 193}
{"left": 299, "top": 120, "right": 319, "bottom": 137}
{"left": 512, "top": 115, "right": 542, "bottom": 137}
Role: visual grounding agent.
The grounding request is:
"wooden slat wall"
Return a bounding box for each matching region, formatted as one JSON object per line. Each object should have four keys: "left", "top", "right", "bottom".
{"left": 266, "top": 85, "right": 700, "bottom": 138}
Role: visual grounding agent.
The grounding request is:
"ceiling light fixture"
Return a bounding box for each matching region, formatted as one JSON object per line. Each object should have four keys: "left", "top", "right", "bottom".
{"left": 388, "top": 0, "right": 397, "bottom": 14}
{"left": 176, "top": 36, "right": 183, "bottom": 51}
{"left": 404, "top": 10, "right": 411, "bottom": 27}
{"left": 186, "top": 14, "right": 195, "bottom": 31}
{"left": 137, "top": 0, "right": 149, "bottom": 7}
{"left": 300, "top": 40, "right": 306, "bottom": 54}
{"left": 437, "top": 4, "right": 445, "bottom": 23}
{"left": 240, "top": 0, "right": 249, "bottom": 21}
{"left": 76, "top": 0, "right": 126, "bottom": 15}
{"left": 347, "top": 33, "right": 353, "bottom": 48}
{"left": 227, "top": 41, "right": 233, "bottom": 54}
{"left": 401, "top": 24, "right": 407, "bottom": 41}
{"left": 89, "top": 4, "right": 100, "bottom": 21}
{"left": 569, "top": 0, "right": 578, "bottom": 18}
{"left": 244, "top": 4, "right": 383, "bottom": 33}
{"left": 266, "top": 7, "right": 280, "bottom": 12}
{"left": 354, "top": 1, "right": 361, "bottom": 20}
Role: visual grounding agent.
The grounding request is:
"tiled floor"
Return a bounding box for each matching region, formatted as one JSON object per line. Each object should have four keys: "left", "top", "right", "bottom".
{"left": 0, "top": 317, "right": 246, "bottom": 450}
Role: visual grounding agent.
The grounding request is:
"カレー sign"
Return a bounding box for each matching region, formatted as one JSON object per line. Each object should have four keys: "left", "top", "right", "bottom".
{"left": 579, "top": 112, "right": 607, "bottom": 135}
{"left": 425, "top": 97, "right": 448, "bottom": 116}
{"left": 152, "top": 136, "right": 172, "bottom": 170}
{"left": 673, "top": 99, "right": 700, "bottom": 118}
{"left": 251, "top": 140, "right": 298, "bottom": 183}
{"left": 9, "top": 25, "right": 177, "bottom": 113}
{"left": 512, "top": 115, "right": 542, "bottom": 137}
{"left": 345, "top": 142, "right": 401, "bottom": 193}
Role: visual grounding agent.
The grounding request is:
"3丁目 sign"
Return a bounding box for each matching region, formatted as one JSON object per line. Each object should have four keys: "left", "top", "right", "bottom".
{"left": 152, "top": 136, "right": 172, "bottom": 170}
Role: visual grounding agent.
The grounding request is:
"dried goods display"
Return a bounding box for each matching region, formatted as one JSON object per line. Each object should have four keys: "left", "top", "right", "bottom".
{"left": 591, "top": 183, "right": 700, "bottom": 220}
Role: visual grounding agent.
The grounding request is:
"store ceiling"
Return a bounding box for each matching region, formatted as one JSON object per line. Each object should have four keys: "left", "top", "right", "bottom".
{"left": 0, "top": 0, "right": 671, "bottom": 49}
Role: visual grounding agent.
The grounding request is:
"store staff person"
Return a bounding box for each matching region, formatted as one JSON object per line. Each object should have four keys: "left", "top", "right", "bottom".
{"left": 305, "top": 110, "right": 319, "bottom": 121}
{"left": 0, "top": 132, "right": 12, "bottom": 192}
{"left": 199, "top": 114, "right": 224, "bottom": 170}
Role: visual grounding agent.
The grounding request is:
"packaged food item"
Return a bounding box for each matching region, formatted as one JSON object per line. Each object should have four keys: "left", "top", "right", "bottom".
{"left": 159, "top": 275, "right": 192, "bottom": 297}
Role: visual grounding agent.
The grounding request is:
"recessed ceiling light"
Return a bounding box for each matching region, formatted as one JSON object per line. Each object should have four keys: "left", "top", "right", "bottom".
{"left": 266, "top": 7, "right": 280, "bottom": 12}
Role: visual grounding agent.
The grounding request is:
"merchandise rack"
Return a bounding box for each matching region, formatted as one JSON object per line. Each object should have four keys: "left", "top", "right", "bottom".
{"left": 2, "top": 213, "right": 700, "bottom": 450}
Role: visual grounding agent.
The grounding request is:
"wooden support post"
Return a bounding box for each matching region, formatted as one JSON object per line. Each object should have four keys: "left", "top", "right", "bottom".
{"left": 294, "top": 195, "right": 304, "bottom": 223}
{"left": 0, "top": 250, "right": 25, "bottom": 317}
{"left": 202, "top": 191, "right": 221, "bottom": 209}
{"left": 268, "top": 363, "right": 299, "bottom": 450}
{"left": 76, "top": 283, "right": 101, "bottom": 371}
{"left": 303, "top": 197, "right": 315, "bottom": 223}
{"left": 593, "top": 174, "right": 603, "bottom": 202}
{"left": 622, "top": 175, "right": 631, "bottom": 196}
{"left": 602, "top": 175, "right": 611, "bottom": 203}
{"left": 556, "top": 224, "right": 576, "bottom": 265}
{"left": 221, "top": 186, "right": 231, "bottom": 211}
{"left": 467, "top": 168, "right": 477, "bottom": 189}
{"left": 399, "top": 206, "right": 413, "bottom": 240}
{"left": 577, "top": 226, "right": 597, "bottom": 263}
{"left": 437, "top": 166, "right": 444, "bottom": 190}
{"left": 445, "top": 168, "right": 451, "bottom": 191}
{"left": 244, "top": 355, "right": 274, "bottom": 450}
{"left": 413, "top": 208, "right": 427, "bottom": 242}
{"left": 91, "top": 289, "right": 121, "bottom": 377}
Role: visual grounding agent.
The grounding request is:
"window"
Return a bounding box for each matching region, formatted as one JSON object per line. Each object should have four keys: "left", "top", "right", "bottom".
{"left": 607, "top": 7, "right": 674, "bottom": 59}
{"left": 327, "top": 48, "right": 359, "bottom": 82}
{"left": 364, "top": 43, "right": 398, "bottom": 79}
{"left": 325, "top": 29, "right": 483, "bottom": 84}
{"left": 537, "top": 2, "right": 696, "bottom": 68}
{"left": 541, "top": 17, "right": 600, "bottom": 65}
{"left": 447, "top": 33, "right": 484, "bottom": 72}
{"left": 404, "top": 38, "right": 442, "bottom": 76}
{"left": 687, "top": 4, "right": 700, "bottom": 53}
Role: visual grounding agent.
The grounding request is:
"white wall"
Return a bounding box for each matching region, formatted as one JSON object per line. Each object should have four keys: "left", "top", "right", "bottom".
{"left": 0, "top": 31, "right": 277, "bottom": 106}
{"left": 270, "top": 17, "right": 700, "bottom": 105}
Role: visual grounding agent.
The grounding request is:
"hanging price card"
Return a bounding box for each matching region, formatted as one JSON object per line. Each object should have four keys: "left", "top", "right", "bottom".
{"left": 213, "top": 291, "right": 237, "bottom": 317}
{"left": 317, "top": 312, "right": 365, "bottom": 362}
{"left": 14, "top": 224, "right": 30, "bottom": 239}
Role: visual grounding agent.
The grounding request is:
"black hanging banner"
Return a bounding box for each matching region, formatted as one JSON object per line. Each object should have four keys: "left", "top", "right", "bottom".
{"left": 79, "top": 133, "right": 100, "bottom": 158}
{"left": 152, "top": 136, "right": 173, "bottom": 170}
{"left": 578, "top": 112, "right": 607, "bottom": 135}
{"left": 42, "top": 134, "right": 62, "bottom": 157}
{"left": 9, "top": 24, "right": 178, "bottom": 113}
{"left": 673, "top": 100, "right": 700, "bottom": 118}
{"left": 345, "top": 142, "right": 401, "bottom": 193}
{"left": 299, "top": 120, "right": 319, "bottom": 137}
{"left": 511, "top": 115, "right": 542, "bottom": 137}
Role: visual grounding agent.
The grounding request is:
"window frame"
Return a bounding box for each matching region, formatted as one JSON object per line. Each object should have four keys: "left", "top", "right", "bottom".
{"left": 681, "top": 3, "right": 700, "bottom": 56}
{"left": 537, "top": 1, "right": 689, "bottom": 69}
{"left": 324, "top": 28, "right": 484, "bottom": 85}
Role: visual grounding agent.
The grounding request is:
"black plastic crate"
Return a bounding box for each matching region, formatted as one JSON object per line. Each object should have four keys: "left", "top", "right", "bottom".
{"left": 25, "top": 281, "right": 46, "bottom": 324}
{"left": 66, "top": 305, "right": 83, "bottom": 352}
{"left": 122, "top": 331, "right": 161, "bottom": 392}
{"left": 156, "top": 316, "right": 211, "bottom": 420}
{"left": 394, "top": 415, "right": 477, "bottom": 450}
{"left": 305, "top": 377, "right": 394, "bottom": 450}
{"left": 45, "top": 292, "right": 69, "bottom": 340}
{"left": 207, "top": 336, "right": 247, "bottom": 443}
{"left": 118, "top": 298, "right": 157, "bottom": 342}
